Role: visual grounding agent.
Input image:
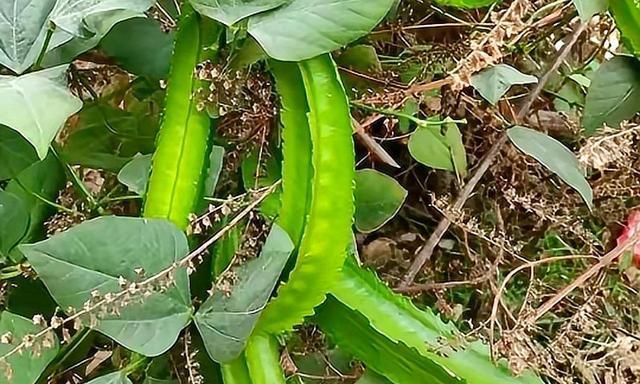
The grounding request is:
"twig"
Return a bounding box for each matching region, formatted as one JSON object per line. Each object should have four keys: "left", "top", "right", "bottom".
{"left": 398, "top": 20, "right": 589, "bottom": 289}
{"left": 352, "top": 118, "right": 400, "bottom": 168}
{"left": 530, "top": 234, "right": 637, "bottom": 322}
{"left": 488, "top": 254, "right": 597, "bottom": 359}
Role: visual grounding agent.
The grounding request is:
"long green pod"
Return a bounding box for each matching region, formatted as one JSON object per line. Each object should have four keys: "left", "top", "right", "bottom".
{"left": 319, "top": 262, "right": 544, "bottom": 384}
{"left": 256, "top": 54, "right": 355, "bottom": 334}
{"left": 269, "top": 60, "right": 313, "bottom": 246}
{"left": 245, "top": 334, "right": 286, "bottom": 384}
{"left": 221, "top": 355, "right": 252, "bottom": 384}
{"left": 144, "top": 7, "right": 222, "bottom": 229}
{"left": 223, "top": 61, "right": 313, "bottom": 383}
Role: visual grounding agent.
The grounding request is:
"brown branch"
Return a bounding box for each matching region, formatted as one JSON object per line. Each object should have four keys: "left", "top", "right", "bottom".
{"left": 398, "top": 20, "right": 589, "bottom": 289}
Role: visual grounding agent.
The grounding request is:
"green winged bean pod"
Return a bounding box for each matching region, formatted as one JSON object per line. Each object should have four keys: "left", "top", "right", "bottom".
{"left": 143, "top": 7, "right": 222, "bottom": 229}
{"left": 245, "top": 334, "right": 286, "bottom": 384}
{"left": 255, "top": 54, "right": 355, "bottom": 334}
{"left": 269, "top": 60, "right": 313, "bottom": 246}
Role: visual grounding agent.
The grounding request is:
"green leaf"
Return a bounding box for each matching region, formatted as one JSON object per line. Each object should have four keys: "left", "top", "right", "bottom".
{"left": 336, "top": 45, "right": 382, "bottom": 73}
{"left": 572, "top": 0, "right": 608, "bottom": 21}
{"left": 5, "top": 154, "right": 65, "bottom": 244}
{"left": 0, "top": 191, "right": 29, "bottom": 259}
{"left": 101, "top": 17, "right": 175, "bottom": 79}
{"left": 432, "top": 0, "right": 499, "bottom": 9}
{"left": 507, "top": 126, "right": 593, "bottom": 208}
{"left": 444, "top": 120, "right": 467, "bottom": 179}
{"left": 86, "top": 371, "right": 133, "bottom": 384}
{"left": 20, "top": 216, "right": 193, "bottom": 357}
{"left": 204, "top": 145, "right": 225, "bottom": 197}
{"left": 0, "top": 0, "right": 56, "bottom": 74}
{"left": 50, "top": 0, "right": 154, "bottom": 37}
{"left": 189, "top": 0, "right": 288, "bottom": 25}
{"left": 195, "top": 224, "right": 294, "bottom": 363}
{"left": 117, "top": 154, "right": 153, "bottom": 195}
{"left": 43, "top": 9, "right": 144, "bottom": 67}
{"left": 354, "top": 169, "right": 407, "bottom": 233}
{"left": 583, "top": 56, "right": 640, "bottom": 134}
{"left": 246, "top": 0, "right": 395, "bottom": 61}
{"left": 0, "top": 65, "right": 82, "bottom": 159}
{"left": 611, "top": 0, "right": 640, "bottom": 56}
{"left": 0, "top": 1, "right": 153, "bottom": 74}
{"left": 470, "top": 64, "right": 537, "bottom": 105}
{"left": 62, "top": 103, "right": 157, "bottom": 172}
{"left": 0, "top": 311, "right": 59, "bottom": 384}
{"left": 408, "top": 119, "right": 466, "bottom": 174}
{"left": 0, "top": 125, "right": 38, "bottom": 181}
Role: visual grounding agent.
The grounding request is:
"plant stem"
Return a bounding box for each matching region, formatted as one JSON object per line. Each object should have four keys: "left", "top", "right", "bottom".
{"left": 34, "top": 24, "right": 55, "bottom": 70}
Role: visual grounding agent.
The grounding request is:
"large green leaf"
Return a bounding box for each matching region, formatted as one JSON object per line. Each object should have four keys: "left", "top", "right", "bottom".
{"left": 86, "top": 371, "right": 133, "bottom": 384}
{"left": 0, "top": 65, "right": 82, "bottom": 159}
{"left": 0, "top": 0, "right": 153, "bottom": 74}
{"left": 5, "top": 154, "right": 65, "bottom": 244}
{"left": 0, "top": 125, "right": 38, "bottom": 181}
{"left": 583, "top": 56, "right": 640, "bottom": 134}
{"left": 354, "top": 169, "right": 407, "bottom": 233}
{"left": 0, "top": 311, "right": 59, "bottom": 384}
{"left": 0, "top": 190, "right": 29, "bottom": 259}
{"left": 62, "top": 103, "right": 157, "bottom": 172}
{"left": 49, "top": 0, "right": 154, "bottom": 37}
{"left": 319, "top": 261, "right": 543, "bottom": 384}
{"left": 43, "top": 9, "right": 143, "bottom": 67}
{"left": 0, "top": 0, "right": 56, "bottom": 74}
{"left": 246, "top": 0, "right": 395, "bottom": 61}
{"left": 408, "top": 119, "right": 466, "bottom": 174}
{"left": 611, "top": 0, "right": 640, "bottom": 56}
{"left": 117, "top": 154, "right": 152, "bottom": 195}
{"left": 470, "top": 64, "right": 537, "bottom": 105}
{"left": 194, "top": 224, "right": 294, "bottom": 363}
{"left": 100, "top": 17, "right": 174, "bottom": 79}
{"left": 19, "top": 216, "right": 193, "bottom": 356}
{"left": 189, "top": 0, "right": 287, "bottom": 25}
{"left": 507, "top": 126, "right": 593, "bottom": 208}
{"left": 572, "top": 0, "right": 608, "bottom": 21}
{"left": 432, "top": 0, "right": 498, "bottom": 8}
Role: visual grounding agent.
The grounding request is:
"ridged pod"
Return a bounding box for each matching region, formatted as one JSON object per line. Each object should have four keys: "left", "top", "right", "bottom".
{"left": 143, "top": 7, "right": 221, "bottom": 229}
{"left": 255, "top": 54, "right": 355, "bottom": 334}
{"left": 318, "top": 261, "right": 544, "bottom": 384}
{"left": 245, "top": 334, "right": 286, "bottom": 384}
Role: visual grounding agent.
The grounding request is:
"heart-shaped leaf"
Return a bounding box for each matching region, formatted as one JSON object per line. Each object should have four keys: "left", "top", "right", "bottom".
{"left": 354, "top": 169, "right": 407, "bottom": 233}
{"left": 194, "top": 224, "right": 293, "bottom": 363}
{"left": 0, "top": 0, "right": 154, "bottom": 74}
{"left": 118, "top": 154, "right": 153, "bottom": 195}
{"left": 470, "top": 64, "right": 537, "bottom": 105}
{"left": 583, "top": 56, "right": 640, "bottom": 134}
{"left": 4, "top": 154, "right": 65, "bottom": 244}
{"left": 100, "top": 17, "right": 174, "bottom": 79}
{"left": 50, "top": 0, "right": 154, "bottom": 37}
{"left": 507, "top": 126, "right": 593, "bottom": 208}
{"left": 0, "top": 125, "right": 38, "bottom": 181}
{"left": 246, "top": 0, "right": 395, "bottom": 61}
{"left": 20, "top": 216, "right": 193, "bottom": 356}
{"left": 0, "top": 65, "right": 82, "bottom": 159}
{"left": 0, "top": 190, "right": 29, "bottom": 259}
{"left": 0, "top": 311, "right": 59, "bottom": 384}
{"left": 0, "top": 0, "right": 56, "bottom": 74}
{"left": 189, "top": 0, "right": 288, "bottom": 25}
{"left": 86, "top": 371, "right": 133, "bottom": 384}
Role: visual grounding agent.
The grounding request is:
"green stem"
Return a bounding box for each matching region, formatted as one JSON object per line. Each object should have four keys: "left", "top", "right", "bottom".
{"left": 350, "top": 101, "right": 466, "bottom": 127}
{"left": 34, "top": 24, "right": 55, "bottom": 70}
